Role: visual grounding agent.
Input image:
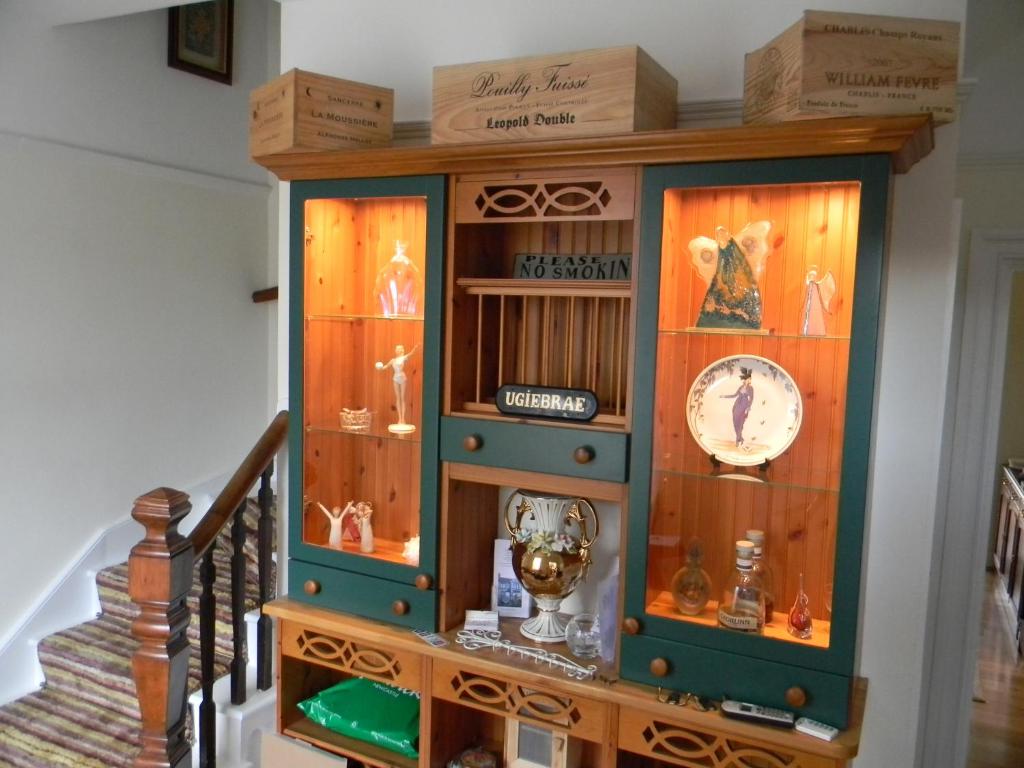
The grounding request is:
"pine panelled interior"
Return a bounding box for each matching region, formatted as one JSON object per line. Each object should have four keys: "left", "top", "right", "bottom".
{"left": 449, "top": 218, "right": 634, "bottom": 425}
{"left": 657, "top": 183, "right": 861, "bottom": 335}
{"left": 302, "top": 196, "right": 427, "bottom": 561}
{"left": 647, "top": 182, "right": 860, "bottom": 645}
{"left": 301, "top": 431, "right": 420, "bottom": 560}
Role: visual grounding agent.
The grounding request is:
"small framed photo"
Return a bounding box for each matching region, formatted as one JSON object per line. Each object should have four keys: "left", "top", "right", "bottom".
{"left": 167, "top": 1, "right": 234, "bottom": 84}
{"left": 504, "top": 720, "right": 580, "bottom": 768}
{"left": 493, "top": 539, "right": 533, "bottom": 618}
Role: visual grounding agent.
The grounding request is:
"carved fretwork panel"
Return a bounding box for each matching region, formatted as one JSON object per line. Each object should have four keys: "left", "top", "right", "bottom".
{"left": 432, "top": 659, "right": 607, "bottom": 742}
{"left": 619, "top": 709, "right": 838, "bottom": 768}
{"left": 279, "top": 621, "right": 421, "bottom": 691}
{"left": 454, "top": 168, "right": 636, "bottom": 223}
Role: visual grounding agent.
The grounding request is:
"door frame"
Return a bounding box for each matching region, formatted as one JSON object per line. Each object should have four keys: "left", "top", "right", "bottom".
{"left": 918, "top": 229, "right": 1024, "bottom": 767}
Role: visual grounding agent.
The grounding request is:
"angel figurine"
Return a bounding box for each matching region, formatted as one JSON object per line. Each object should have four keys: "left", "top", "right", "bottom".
{"left": 688, "top": 221, "right": 773, "bottom": 330}
{"left": 801, "top": 268, "right": 836, "bottom": 336}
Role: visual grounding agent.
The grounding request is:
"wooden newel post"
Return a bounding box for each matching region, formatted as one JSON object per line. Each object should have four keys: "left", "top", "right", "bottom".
{"left": 129, "top": 488, "right": 194, "bottom": 768}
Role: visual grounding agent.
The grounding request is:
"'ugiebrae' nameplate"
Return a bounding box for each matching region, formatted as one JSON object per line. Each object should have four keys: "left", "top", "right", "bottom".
{"left": 496, "top": 384, "right": 598, "bottom": 422}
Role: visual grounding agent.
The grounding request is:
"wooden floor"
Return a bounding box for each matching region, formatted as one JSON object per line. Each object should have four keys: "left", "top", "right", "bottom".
{"left": 966, "top": 573, "right": 1024, "bottom": 768}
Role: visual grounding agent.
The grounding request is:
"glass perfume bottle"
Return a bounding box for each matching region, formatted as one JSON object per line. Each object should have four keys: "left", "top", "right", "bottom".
{"left": 718, "top": 540, "right": 765, "bottom": 633}
{"left": 374, "top": 240, "right": 422, "bottom": 317}
{"left": 788, "top": 572, "right": 813, "bottom": 640}
{"left": 670, "top": 538, "right": 712, "bottom": 616}
{"left": 746, "top": 529, "right": 775, "bottom": 622}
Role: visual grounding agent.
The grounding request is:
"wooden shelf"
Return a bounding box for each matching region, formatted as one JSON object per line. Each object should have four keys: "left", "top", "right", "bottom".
{"left": 284, "top": 717, "right": 418, "bottom": 768}
{"left": 307, "top": 423, "right": 422, "bottom": 444}
{"left": 304, "top": 536, "right": 416, "bottom": 567}
{"left": 659, "top": 327, "right": 851, "bottom": 341}
{"left": 253, "top": 115, "right": 933, "bottom": 180}
{"left": 307, "top": 312, "right": 424, "bottom": 323}
{"left": 647, "top": 590, "right": 832, "bottom": 650}
{"left": 651, "top": 465, "right": 839, "bottom": 495}
{"left": 457, "top": 277, "right": 631, "bottom": 298}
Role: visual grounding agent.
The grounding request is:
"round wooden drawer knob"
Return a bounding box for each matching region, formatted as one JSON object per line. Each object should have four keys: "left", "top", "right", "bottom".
{"left": 573, "top": 445, "right": 595, "bottom": 464}
{"left": 392, "top": 599, "right": 410, "bottom": 616}
{"left": 622, "top": 617, "right": 641, "bottom": 635}
{"left": 462, "top": 434, "right": 483, "bottom": 452}
{"left": 650, "top": 657, "right": 671, "bottom": 678}
{"left": 303, "top": 580, "right": 321, "bottom": 596}
{"left": 785, "top": 686, "right": 808, "bottom": 708}
{"left": 415, "top": 574, "right": 433, "bottom": 590}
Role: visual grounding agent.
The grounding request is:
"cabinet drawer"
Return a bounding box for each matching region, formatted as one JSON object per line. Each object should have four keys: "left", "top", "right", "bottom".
{"left": 289, "top": 560, "right": 436, "bottom": 631}
{"left": 279, "top": 619, "right": 422, "bottom": 692}
{"left": 431, "top": 657, "right": 609, "bottom": 743}
{"left": 440, "top": 416, "right": 628, "bottom": 482}
{"left": 620, "top": 634, "right": 852, "bottom": 728}
{"left": 617, "top": 703, "right": 843, "bottom": 768}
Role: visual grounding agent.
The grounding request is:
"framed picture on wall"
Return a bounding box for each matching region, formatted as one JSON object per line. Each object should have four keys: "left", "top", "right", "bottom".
{"left": 167, "top": 1, "right": 234, "bottom": 84}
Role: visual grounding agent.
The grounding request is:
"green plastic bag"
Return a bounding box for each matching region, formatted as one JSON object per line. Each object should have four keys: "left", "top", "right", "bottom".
{"left": 298, "top": 677, "right": 420, "bottom": 759}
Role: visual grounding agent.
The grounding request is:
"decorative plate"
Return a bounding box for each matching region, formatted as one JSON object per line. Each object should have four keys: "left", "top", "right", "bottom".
{"left": 685, "top": 354, "right": 802, "bottom": 467}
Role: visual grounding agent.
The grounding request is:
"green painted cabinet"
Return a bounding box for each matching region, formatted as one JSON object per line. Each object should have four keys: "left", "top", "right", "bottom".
{"left": 623, "top": 155, "right": 892, "bottom": 727}
{"left": 287, "top": 175, "right": 446, "bottom": 631}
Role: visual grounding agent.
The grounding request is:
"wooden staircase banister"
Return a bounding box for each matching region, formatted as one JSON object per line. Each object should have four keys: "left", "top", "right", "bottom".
{"left": 129, "top": 410, "right": 288, "bottom": 768}
{"left": 189, "top": 410, "right": 289, "bottom": 559}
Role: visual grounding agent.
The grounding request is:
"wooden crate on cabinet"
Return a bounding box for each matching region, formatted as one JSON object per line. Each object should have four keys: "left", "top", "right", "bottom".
{"left": 432, "top": 45, "right": 677, "bottom": 144}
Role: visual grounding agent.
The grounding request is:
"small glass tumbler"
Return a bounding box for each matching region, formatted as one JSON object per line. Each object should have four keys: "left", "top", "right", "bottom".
{"left": 565, "top": 613, "right": 601, "bottom": 659}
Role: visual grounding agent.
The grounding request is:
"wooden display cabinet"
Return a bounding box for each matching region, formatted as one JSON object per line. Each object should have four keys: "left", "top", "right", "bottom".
{"left": 289, "top": 176, "right": 445, "bottom": 629}
{"left": 260, "top": 116, "right": 934, "bottom": 767}
{"left": 624, "top": 158, "right": 889, "bottom": 727}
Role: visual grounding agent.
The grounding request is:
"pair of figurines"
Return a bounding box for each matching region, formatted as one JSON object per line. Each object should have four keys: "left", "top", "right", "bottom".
{"left": 317, "top": 500, "right": 374, "bottom": 554}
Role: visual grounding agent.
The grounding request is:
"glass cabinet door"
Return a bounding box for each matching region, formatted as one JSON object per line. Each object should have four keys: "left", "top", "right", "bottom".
{"left": 625, "top": 156, "right": 890, "bottom": 716}
{"left": 290, "top": 176, "right": 445, "bottom": 584}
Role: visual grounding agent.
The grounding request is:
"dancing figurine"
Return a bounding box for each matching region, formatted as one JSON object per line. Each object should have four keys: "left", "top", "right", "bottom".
{"left": 375, "top": 344, "right": 418, "bottom": 434}
{"left": 355, "top": 501, "right": 374, "bottom": 554}
{"left": 317, "top": 502, "right": 347, "bottom": 549}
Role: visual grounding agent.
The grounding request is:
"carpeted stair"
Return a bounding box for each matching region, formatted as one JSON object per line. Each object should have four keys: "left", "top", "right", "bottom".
{"left": 0, "top": 501, "right": 272, "bottom": 768}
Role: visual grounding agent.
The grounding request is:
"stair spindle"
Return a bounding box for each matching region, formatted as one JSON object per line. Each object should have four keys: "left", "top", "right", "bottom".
{"left": 256, "top": 464, "right": 274, "bottom": 691}
{"left": 198, "top": 549, "right": 217, "bottom": 768}
{"left": 230, "top": 503, "right": 248, "bottom": 706}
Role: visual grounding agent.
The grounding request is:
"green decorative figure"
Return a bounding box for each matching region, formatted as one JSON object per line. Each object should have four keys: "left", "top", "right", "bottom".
{"left": 689, "top": 222, "right": 773, "bottom": 330}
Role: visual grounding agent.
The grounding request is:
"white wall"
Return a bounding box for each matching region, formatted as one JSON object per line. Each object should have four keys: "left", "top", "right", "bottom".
{"left": 0, "top": 3, "right": 276, "bottom": 642}
{"left": 275, "top": 2, "right": 965, "bottom": 766}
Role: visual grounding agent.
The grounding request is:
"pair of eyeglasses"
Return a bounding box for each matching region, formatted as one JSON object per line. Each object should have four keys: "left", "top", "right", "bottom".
{"left": 657, "top": 687, "right": 717, "bottom": 712}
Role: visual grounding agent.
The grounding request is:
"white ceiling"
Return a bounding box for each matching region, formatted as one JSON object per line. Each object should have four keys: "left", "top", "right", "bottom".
{"left": 6, "top": 0, "right": 292, "bottom": 26}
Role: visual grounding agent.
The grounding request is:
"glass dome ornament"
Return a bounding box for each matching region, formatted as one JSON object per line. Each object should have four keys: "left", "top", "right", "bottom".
{"left": 374, "top": 240, "right": 422, "bottom": 317}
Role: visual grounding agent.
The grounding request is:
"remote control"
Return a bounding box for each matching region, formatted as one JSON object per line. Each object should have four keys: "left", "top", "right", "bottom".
{"left": 720, "top": 699, "right": 796, "bottom": 728}
{"left": 795, "top": 717, "right": 839, "bottom": 741}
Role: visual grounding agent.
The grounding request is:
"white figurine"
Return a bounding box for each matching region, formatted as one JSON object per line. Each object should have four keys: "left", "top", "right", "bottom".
{"left": 355, "top": 501, "right": 375, "bottom": 554}
{"left": 317, "top": 501, "right": 351, "bottom": 549}
{"left": 375, "top": 344, "right": 418, "bottom": 434}
{"left": 402, "top": 535, "right": 420, "bottom": 565}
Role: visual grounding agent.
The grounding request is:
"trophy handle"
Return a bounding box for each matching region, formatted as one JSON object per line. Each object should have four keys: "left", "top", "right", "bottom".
{"left": 568, "top": 498, "right": 599, "bottom": 550}
{"left": 503, "top": 491, "right": 532, "bottom": 539}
